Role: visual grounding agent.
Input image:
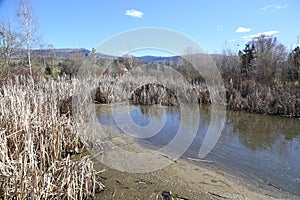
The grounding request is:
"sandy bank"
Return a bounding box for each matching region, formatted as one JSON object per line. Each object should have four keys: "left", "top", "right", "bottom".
{"left": 75, "top": 124, "right": 299, "bottom": 199}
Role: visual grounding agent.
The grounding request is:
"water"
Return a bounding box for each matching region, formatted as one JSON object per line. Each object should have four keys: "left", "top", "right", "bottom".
{"left": 95, "top": 104, "right": 300, "bottom": 197}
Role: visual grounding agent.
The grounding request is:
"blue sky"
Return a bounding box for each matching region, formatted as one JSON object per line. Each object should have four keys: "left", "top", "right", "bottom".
{"left": 0, "top": 0, "right": 299, "bottom": 55}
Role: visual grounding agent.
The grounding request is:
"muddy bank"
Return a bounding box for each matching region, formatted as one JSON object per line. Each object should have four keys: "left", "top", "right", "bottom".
{"left": 83, "top": 152, "right": 290, "bottom": 200}
{"left": 75, "top": 124, "right": 298, "bottom": 200}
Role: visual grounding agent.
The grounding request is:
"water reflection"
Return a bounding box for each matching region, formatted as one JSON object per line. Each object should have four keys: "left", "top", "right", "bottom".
{"left": 224, "top": 111, "right": 300, "bottom": 152}
{"left": 95, "top": 104, "right": 300, "bottom": 196}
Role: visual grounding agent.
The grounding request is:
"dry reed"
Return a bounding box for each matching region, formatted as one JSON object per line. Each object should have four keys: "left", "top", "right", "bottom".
{"left": 92, "top": 73, "right": 209, "bottom": 105}
{"left": 0, "top": 76, "right": 104, "bottom": 199}
{"left": 226, "top": 79, "right": 300, "bottom": 117}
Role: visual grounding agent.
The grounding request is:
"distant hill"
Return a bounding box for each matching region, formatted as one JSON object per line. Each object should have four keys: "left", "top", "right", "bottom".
{"left": 137, "top": 55, "right": 181, "bottom": 65}
{"left": 32, "top": 48, "right": 91, "bottom": 58}
{"left": 10, "top": 48, "right": 223, "bottom": 67}
{"left": 11, "top": 48, "right": 92, "bottom": 60}
{"left": 136, "top": 54, "right": 226, "bottom": 66}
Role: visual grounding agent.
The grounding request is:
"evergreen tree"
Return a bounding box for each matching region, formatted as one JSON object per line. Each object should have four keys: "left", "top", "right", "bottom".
{"left": 238, "top": 43, "right": 256, "bottom": 76}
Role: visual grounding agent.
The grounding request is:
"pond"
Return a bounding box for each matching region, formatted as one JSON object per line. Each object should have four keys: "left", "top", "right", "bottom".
{"left": 95, "top": 103, "right": 300, "bottom": 197}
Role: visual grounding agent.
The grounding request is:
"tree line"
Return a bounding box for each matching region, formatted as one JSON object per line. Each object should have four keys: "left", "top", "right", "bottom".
{"left": 217, "top": 35, "right": 299, "bottom": 117}
{"left": 217, "top": 35, "right": 299, "bottom": 87}
{"left": 0, "top": 0, "right": 41, "bottom": 76}
{"left": 0, "top": 0, "right": 299, "bottom": 116}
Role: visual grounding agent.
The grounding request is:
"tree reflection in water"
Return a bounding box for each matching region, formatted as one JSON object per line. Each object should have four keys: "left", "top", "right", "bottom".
{"left": 95, "top": 104, "right": 300, "bottom": 196}
{"left": 224, "top": 111, "right": 300, "bottom": 154}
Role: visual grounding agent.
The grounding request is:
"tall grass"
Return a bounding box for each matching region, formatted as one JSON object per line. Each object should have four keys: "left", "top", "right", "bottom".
{"left": 91, "top": 72, "right": 299, "bottom": 117}
{"left": 92, "top": 73, "right": 209, "bottom": 105}
{"left": 0, "top": 76, "right": 103, "bottom": 199}
{"left": 226, "top": 79, "right": 300, "bottom": 117}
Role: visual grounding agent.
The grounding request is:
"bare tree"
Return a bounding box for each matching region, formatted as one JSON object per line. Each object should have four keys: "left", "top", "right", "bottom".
{"left": 0, "top": 20, "right": 21, "bottom": 69}
{"left": 288, "top": 46, "right": 300, "bottom": 81}
{"left": 17, "top": 0, "right": 40, "bottom": 75}
{"left": 47, "top": 44, "right": 56, "bottom": 68}
{"left": 249, "top": 35, "right": 288, "bottom": 84}
{"left": 60, "top": 51, "right": 85, "bottom": 79}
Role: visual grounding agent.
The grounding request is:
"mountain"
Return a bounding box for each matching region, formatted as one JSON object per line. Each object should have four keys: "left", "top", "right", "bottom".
{"left": 32, "top": 48, "right": 91, "bottom": 58}
{"left": 10, "top": 48, "right": 92, "bottom": 60}
{"left": 137, "top": 55, "right": 181, "bottom": 65}
{"left": 10, "top": 47, "right": 223, "bottom": 67}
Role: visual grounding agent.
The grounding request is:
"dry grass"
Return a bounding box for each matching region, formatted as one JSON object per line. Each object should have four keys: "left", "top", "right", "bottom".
{"left": 226, "top": 79, "right": 300, "bottom": 117}
{"left": 0, "top": 76, "right": 104, "bottom": 199}
{"left": 92, "top": 73, "right": 209, "bottom": 105}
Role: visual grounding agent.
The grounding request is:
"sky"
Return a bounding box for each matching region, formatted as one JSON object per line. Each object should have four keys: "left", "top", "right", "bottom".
{"left": 0, "top": 0, "right": 299, "bottom": 55}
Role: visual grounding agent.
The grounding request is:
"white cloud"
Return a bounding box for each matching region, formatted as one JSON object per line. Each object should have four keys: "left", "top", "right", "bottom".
{"left": 250, "top": 30, "right": 278, "bottom": 38}
{"left": 241, "top": 30, "right": 279, "bottom": 41}
{"left": 125, "top": 9, "right": 144, "bottom": 18}
{"left": 236, "top": 27, "right": 251, "bottom": 33}
{"left": 216, "top": 25, "right": 223, "bottom": 31}
{"left": 259, "top": 4, "right": 288, "bottom": 13}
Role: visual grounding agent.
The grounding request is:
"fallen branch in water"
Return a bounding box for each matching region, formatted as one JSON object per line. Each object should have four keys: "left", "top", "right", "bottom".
{"left": 187, "top": 157, "right": 213, "bottom": 163}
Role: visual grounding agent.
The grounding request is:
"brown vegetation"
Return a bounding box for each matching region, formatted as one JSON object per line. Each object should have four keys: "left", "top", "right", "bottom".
{"left": 0, "top": 76, "right": 104, "bottom": 199}
{"left": 219, "top": 35, "right": 300, "bottom": 117}
{"left": 131, "top": 83, "right": 179, "bottom": 106}
{"left": 90, "top": 73, "right": 210, "bottom": 106}
{"left": 225, "top": 79, "right": 300, "bottom": 117}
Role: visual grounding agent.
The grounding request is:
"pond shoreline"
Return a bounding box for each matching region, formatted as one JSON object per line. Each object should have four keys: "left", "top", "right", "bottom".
{"left": 90, "top": 74, "right": 299, "bottom": 118}
{"left": 82, "top": 146, "right": 298, "bottom": 200}
{"left": 183, "top": 156, "right": 299, "bottom": 199}
{"left": 82, "top": 120, "right": 299, "bottom": 200}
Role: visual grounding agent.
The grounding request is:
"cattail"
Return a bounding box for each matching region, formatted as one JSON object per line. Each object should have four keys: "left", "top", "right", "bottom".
{"left": 0, "top": 76, "right": 103, "bottom": 199}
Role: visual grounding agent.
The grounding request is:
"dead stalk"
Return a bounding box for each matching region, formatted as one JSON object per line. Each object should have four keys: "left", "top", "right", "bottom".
{"left": 0, "top": 76, "right": 104, "bottom": 199}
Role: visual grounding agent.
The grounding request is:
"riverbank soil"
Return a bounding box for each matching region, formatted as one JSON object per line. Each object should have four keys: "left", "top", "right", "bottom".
{"left": 87, "top": 154, "right": 284, "bottom": 200}
{"left": 72, "top": 123, "right": 299, "bottom": 199}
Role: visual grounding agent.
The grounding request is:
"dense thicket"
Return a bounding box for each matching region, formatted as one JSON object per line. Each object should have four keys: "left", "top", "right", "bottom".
{"left": 0, "top": 76, "right": 104, "bottom": 199}
{"left": 218, "top": 35, "right": 299, "bottom": 117}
